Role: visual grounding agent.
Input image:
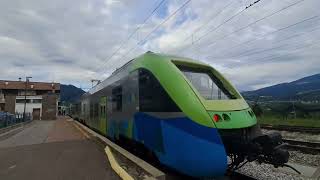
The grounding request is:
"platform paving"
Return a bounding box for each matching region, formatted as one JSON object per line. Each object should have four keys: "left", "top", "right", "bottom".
{"left": 0, "top": 117, "right": 119, "bottom": 180}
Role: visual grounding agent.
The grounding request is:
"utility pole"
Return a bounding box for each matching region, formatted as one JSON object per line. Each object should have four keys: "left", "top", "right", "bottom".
{"left": 23, "top": 76, "right": 32, "bottom": 121}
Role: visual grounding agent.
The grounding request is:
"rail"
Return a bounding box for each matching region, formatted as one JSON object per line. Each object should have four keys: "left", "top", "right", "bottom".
{"left": 260, "top": 124, "right": 320, "bottom": 134}
{"left": 283, "top": 139, "right": 320, "bottom": 154}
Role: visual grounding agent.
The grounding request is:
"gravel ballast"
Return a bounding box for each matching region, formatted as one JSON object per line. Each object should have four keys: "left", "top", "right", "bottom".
{"left": 235, "top": 150, "right": 320, "bottom": 180}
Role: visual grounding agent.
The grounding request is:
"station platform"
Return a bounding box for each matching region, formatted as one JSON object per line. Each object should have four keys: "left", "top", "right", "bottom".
{"left": 0, "top": 117, "right": 120, "bottom": 180}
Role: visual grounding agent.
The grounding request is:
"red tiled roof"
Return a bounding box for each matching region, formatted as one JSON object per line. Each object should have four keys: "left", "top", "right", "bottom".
{"left": 0, "top": 80, "right": 60, "bottom": 90}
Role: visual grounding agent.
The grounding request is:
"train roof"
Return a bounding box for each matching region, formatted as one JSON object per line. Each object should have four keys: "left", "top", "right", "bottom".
{"left": 85, "top": 52, "right": 209, "bottom": 95}
{"left": 82, "top": 51, "right": 249, "bottom": 128}
{"left": 112, "top": 51, "right": 208, "bottom": 74}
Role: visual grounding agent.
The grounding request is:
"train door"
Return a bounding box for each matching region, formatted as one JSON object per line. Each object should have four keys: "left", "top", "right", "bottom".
{"left": 99, "top": 96, "right": 107, "bottom": 135}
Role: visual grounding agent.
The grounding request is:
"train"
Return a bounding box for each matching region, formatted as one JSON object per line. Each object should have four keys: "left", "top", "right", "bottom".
{"left": 70, "top": 52, "right": 290, "bottom": 178}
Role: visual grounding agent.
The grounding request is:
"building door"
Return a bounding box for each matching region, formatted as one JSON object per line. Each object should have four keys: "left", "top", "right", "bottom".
{"left": 99, "top": 97, "right": 107, "bottom": 135}
{"left": 32, "top": 108, "right": 41, "bottom": 120}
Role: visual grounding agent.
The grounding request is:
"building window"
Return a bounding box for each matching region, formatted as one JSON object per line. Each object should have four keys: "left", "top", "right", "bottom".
{"left": 112, "top": 86, "right": 122, "bottom": 112}
{"left": 138, "top": 69, "right": 181, "bottom": 112}
{"left": 16, "top": 99, "right": 31, "bottom": 103}
{"left": 32, "top": 99, "right": 42, "bottom": 103}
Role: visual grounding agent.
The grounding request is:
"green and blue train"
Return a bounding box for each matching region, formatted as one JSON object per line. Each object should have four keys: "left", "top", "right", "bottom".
{"left": 71, "top": 52, "right": 289, "bottom": 178}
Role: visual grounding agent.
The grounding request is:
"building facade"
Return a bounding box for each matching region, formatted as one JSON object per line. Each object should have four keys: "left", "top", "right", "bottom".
{"left": 0, "top": 80, "right": 60, "bottom": 120}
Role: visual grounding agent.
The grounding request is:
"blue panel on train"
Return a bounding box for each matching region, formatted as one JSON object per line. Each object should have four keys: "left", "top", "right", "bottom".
{"left": 163, "top": 116, "right": 223, "bottom": 145}
{"left": 133, "top": 113, "right": 164, "bottom": 153}
{"left": 118, "top": 120, "right": 129, "bottom": 136}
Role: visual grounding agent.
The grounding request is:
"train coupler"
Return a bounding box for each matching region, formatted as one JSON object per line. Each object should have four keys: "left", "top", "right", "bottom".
{"left": 221, "top": 129, "right": 293, "bottom": 172}
{"left": 250, "top": 132, "right": 289, "bottom": 167}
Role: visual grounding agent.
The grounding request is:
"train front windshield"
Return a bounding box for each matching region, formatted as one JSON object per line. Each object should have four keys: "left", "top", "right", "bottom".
{"left": 177, "top": 65, "right": 236, "bottom": 100}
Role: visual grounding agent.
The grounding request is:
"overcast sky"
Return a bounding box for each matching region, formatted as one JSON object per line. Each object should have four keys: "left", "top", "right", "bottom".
{"left": 0, "top": 0, "right": 319, "bottom": 91}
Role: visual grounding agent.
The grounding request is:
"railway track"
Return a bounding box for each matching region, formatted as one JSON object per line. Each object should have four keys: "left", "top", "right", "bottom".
{"left": 260, "top": 124, "right": 320, "bottom": 153}
{"left": 260, "top": 124, "right": 320, "bottom": 134}
{"left": 283, "top": 139, "right": 320, "bottom": 154}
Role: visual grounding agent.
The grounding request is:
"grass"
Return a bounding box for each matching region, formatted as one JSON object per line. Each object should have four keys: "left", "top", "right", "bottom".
{"left": 258, "top": 116, "right": 320, "bottom": 128}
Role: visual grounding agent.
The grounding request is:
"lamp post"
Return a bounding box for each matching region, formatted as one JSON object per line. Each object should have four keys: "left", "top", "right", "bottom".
{"left": 23, "top": 76, "right": 32, "bottom": 121}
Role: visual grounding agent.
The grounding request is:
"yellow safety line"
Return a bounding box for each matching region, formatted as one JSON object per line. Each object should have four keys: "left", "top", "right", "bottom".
{"left": 73, "top": 123, "right": 90, "bottom": 139}
{"left": 105, "top": 146, "right": 134, "bottom": 180}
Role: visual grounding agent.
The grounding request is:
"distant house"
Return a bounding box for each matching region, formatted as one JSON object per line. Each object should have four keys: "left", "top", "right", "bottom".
{"left": 0, "top": 80, "right": 60, "bottom": 120}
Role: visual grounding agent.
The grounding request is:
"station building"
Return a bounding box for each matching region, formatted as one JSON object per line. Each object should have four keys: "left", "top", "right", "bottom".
{"left": 0, "top": 80, "right": 60, "bottom": 120}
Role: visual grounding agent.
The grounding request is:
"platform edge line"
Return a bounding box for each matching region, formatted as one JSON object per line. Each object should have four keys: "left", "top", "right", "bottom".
{"left": 105, "top": 146, "right": 134, "bottom": 180}
{"left": 72, "top": 122, "right": 90, "bottom": 139}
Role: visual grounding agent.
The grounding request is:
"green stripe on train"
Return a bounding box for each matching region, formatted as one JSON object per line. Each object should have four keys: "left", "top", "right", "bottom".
{"left": 130, "top": 52, "right": 253, "bottom": 128}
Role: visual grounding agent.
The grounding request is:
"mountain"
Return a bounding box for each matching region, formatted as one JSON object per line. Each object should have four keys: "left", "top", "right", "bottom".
{"left": 60, "top": 84, "right": 85, "bottom": 103}
{"left": 242, "top": 74, "right": 320, "bottom": 101}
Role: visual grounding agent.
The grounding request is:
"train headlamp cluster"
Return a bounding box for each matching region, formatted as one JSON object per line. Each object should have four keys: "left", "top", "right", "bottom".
{"left": 213, "top": 113, "right": 231, "bottom": 122}
{"left": 213, "top": 114, "right": 220, "bottom": 122}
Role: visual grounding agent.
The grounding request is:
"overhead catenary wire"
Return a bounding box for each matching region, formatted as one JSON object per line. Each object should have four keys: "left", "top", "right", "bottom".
{"left": 180, "top": 0, "right": 235, "bottom": 44}
{"left": 207, "top": 28, "right": 320, "bottom": 62}
{"left": 138, "top": 0, "right": 192, "bottom": 45}
{"left": 207, "top": 18, "right": 320, "bottom": 59}
{"left": 200, "top": 0, "right": 307, "bottom": 51}
{"left": 209, "top": 24, "right": 320, "bottom": 59}
{"left": 114, "top": 0, "right": 192, "bottom": 66}
{"left": 177, "top": 0, "right": 263, "bottom": 54}
{"left": 102, "top": 0, "right": 166, "bottom": 66}
{"left": 207, "top": 15, "right": 320, "bottom": 59}
{"left": 205, "top": 26, "right": 320, "bottom": 67}
{"left": 228, "top": 40, "right": 320, "bottom": 68}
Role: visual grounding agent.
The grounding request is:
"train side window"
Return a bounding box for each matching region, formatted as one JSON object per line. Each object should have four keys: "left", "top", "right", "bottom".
{"left": 90, "top": 103, "right": 96, "bottom": 119}
{"left": 138, "top": 69, "right": 181, "bottom": 112}
{"left": 94, "top": 103, "right": 99, "bottom": 117}
{"left": 112, "top": 86, "right": 122, "bottom": 112}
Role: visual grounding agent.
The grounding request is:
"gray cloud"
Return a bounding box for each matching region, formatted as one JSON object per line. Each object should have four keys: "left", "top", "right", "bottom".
{"left": 0, "top": 0, "right": 319, "bottom": 90}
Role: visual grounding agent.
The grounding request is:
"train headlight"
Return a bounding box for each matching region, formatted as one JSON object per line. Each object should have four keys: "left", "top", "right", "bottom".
{"left": 213, "top": 114, "right": 220, "bottom": 122}
{"left": 222, "top": 113, "right": 230, "bottom": 121}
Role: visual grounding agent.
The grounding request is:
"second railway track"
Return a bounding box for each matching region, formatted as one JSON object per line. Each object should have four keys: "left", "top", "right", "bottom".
{"left": 283, "top": 139, "right": 320, "bottom": 154}
{"left": 260, "top": 124, "right": 320, "bottom": 134}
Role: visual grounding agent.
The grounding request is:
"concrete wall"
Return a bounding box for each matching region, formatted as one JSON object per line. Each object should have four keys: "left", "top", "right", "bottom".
{"left": 4, "top": 95, "right": 15, "bottom": 114}
{"left": 42, "top": 94, "right": 58, "bottom": 120}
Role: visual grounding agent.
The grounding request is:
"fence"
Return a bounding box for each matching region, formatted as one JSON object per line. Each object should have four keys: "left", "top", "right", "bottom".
{"left": 0, "top": 112, "right": 32, "bottom": 129}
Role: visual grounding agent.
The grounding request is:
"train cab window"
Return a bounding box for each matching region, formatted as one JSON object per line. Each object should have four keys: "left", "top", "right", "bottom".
{"left": 112, "top": 86, "right": 122, "bottom": 112}
{"left": 138, "top": 69, "right": 181, "bottom": 112}
{"left": 176, "top": 65, "right": 236, "bottom": 100}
